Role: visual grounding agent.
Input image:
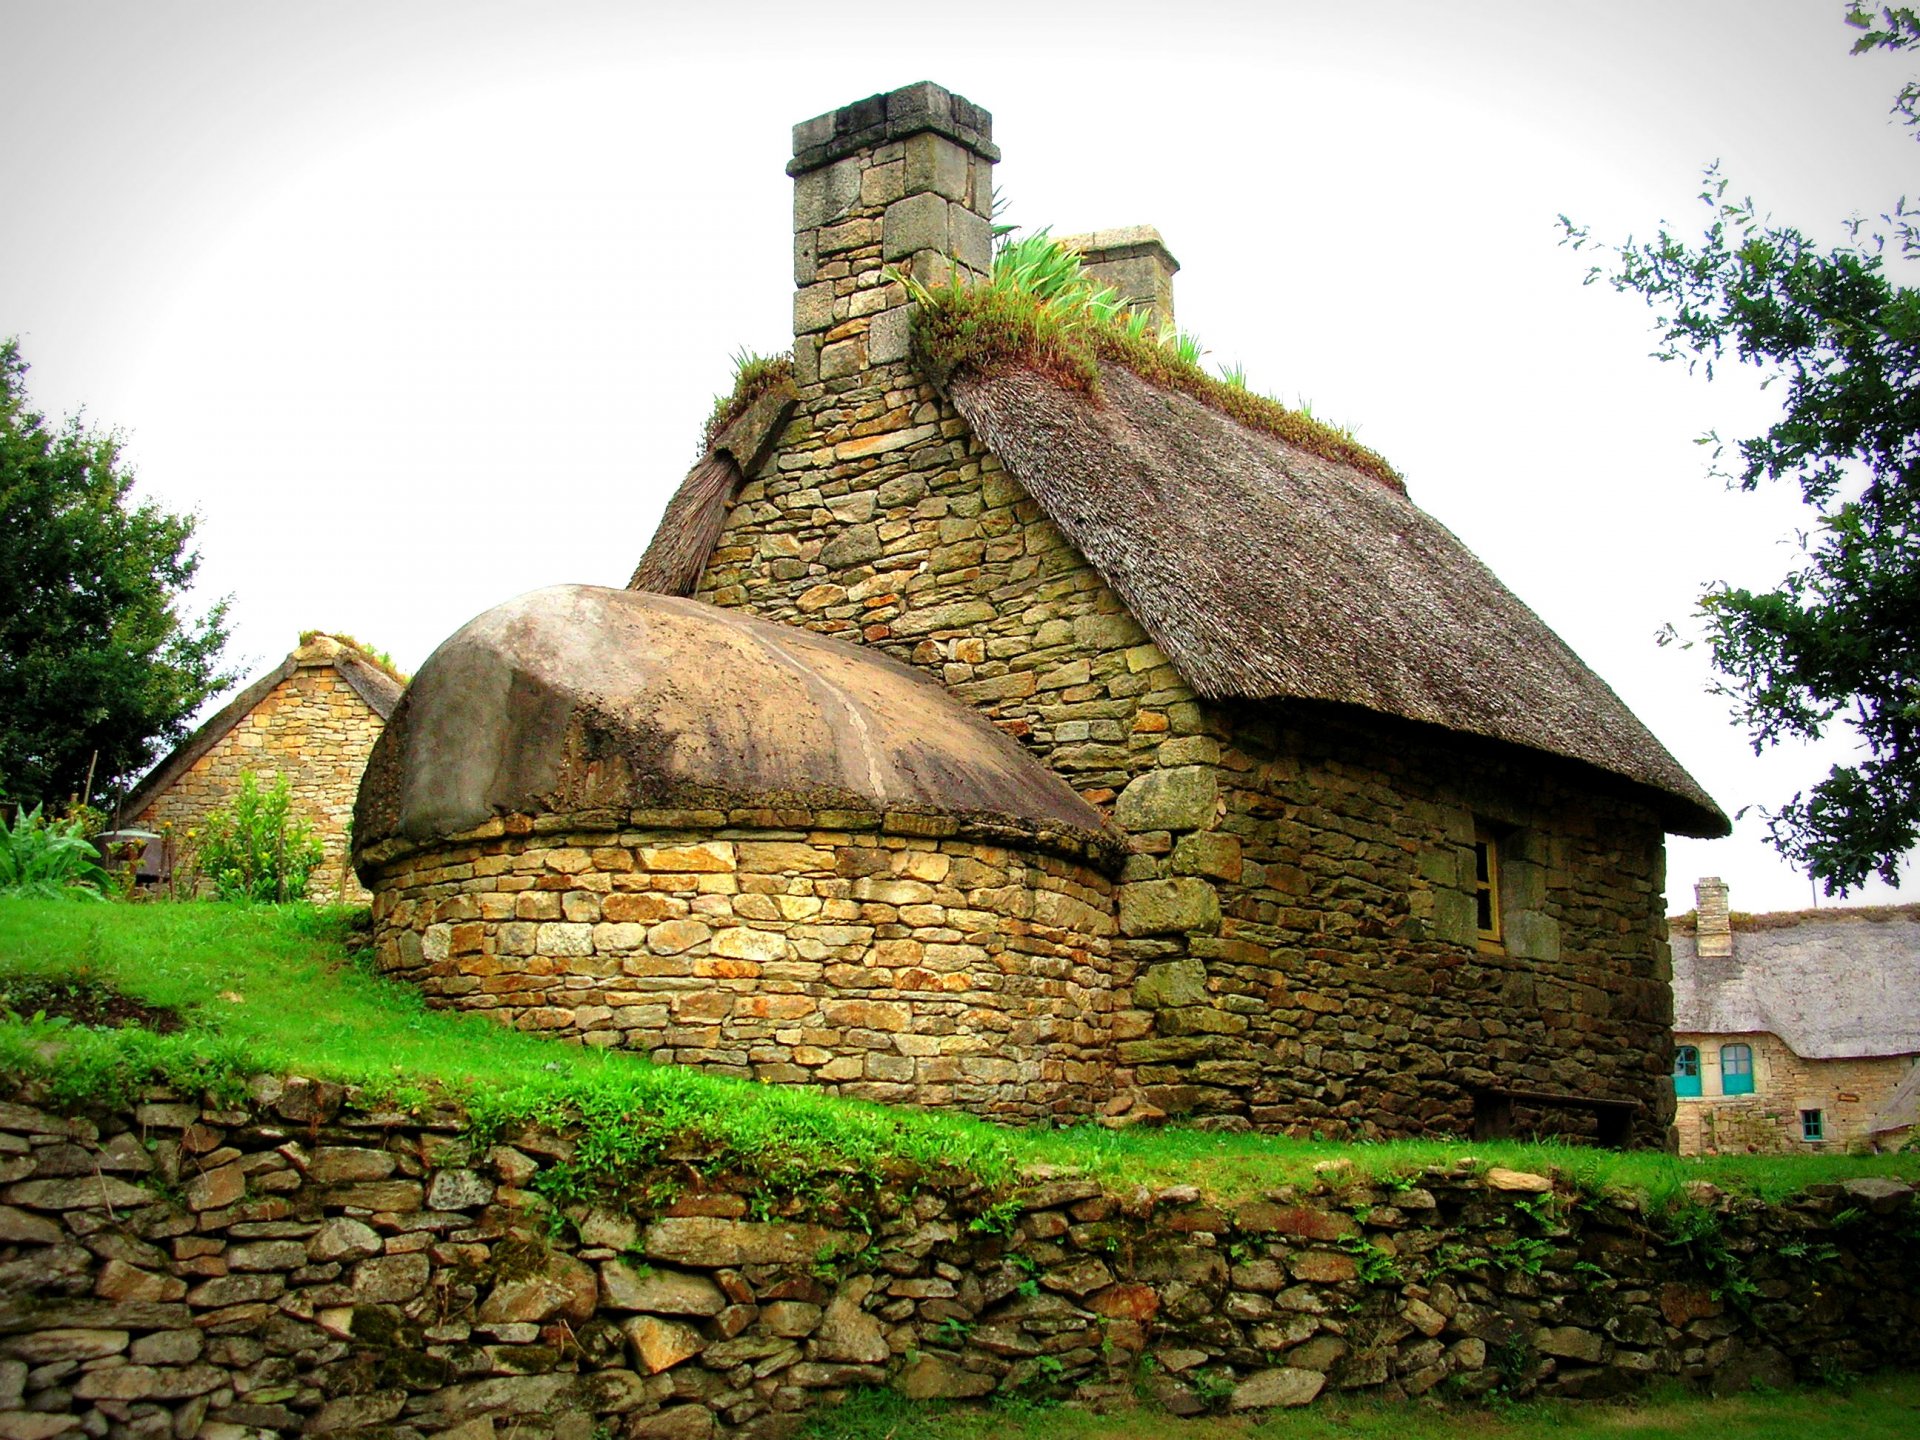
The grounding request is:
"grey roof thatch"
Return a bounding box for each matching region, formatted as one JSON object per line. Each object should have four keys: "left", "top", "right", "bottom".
{"left": 1671, "top": 905, "right": 1920, "bottom": 1059}
{"left": 119, "top": 635, "right": 402, "bottom": 825}
{"left": 950, "top": 365, "right": 1727, "bottom": 836}
{"left": 354, "top": 585, "right": 1121, "bottom": 875}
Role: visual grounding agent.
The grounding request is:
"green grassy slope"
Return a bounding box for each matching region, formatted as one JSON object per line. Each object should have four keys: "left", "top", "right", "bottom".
{"left": 3, "top": 898, "right": 1915, "bottom": 1207}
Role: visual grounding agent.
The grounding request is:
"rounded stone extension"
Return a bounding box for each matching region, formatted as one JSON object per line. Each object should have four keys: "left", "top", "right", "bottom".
{"left": 351, "top": 585, "right": 1125, "bottom": 1120}
{"left": 352, "top": 584, "right": 1120, "bottom": 872}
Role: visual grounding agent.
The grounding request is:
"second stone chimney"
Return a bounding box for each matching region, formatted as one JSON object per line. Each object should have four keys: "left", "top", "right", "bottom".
{"left": 1694, "top": 876, "right": 1733, "bottom": 957}
{"left": 1058, "top": 226, "right": 1179, "bottom": 328}
{"left": 789, "top": 82, "right": 997, "bottom": 391}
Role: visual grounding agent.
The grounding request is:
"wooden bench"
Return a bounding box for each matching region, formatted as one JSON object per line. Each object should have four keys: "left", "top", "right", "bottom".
{"left": 1471, "top": 1087, "right": 1638, "bottom": 1148}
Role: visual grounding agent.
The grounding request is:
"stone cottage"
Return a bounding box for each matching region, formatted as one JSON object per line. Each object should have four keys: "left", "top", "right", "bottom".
{"left": 122, "top": 632, "right": 402, "bottom": 903}
{"left": 1670, "top": 877, "right": 1920, "bottom": 1154}
{"left": 354, "top": 81, "right": 1727, "bottom": 1147}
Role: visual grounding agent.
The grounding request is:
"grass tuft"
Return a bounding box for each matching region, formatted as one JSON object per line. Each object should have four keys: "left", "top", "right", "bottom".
{"left": 905, "top": 232, "right": 1404, "bottom": 490}
{"left": 701, "top": 348, "right": 794, "bottom": 456}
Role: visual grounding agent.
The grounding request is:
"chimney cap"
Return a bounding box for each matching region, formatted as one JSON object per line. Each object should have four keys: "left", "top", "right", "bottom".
{"left": 1056, "top": 226, "right": 1181, "bottom": 274}
{"left": 789, "top": 81, "right": 1000, "bottom": 176}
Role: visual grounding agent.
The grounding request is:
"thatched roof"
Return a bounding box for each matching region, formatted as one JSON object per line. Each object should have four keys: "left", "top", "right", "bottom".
{"left": 1671, "top": 904, "right": 1920, "bottom": 1059}
{"left": 630, "top": 379, "right": 796, "bottom": 597}
{"left": 354, "top": 585, "right": 1120, "bottom": 873}
{"left": 949, "top": 364, "right": 1727, "bottom": 836}
{"left": 119, "top": 634, "right": 402, "bottom": 824}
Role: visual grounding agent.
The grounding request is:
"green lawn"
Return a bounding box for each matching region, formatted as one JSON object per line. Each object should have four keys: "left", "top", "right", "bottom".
{"left": 801, "top": 1374, "right": 1920, "bottom": 1440}
{"left": 2, "top": 897, "right": 1916, "bottom": 1207}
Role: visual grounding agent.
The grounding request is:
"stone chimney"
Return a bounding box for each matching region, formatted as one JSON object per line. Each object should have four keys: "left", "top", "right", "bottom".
{"left": 1694, "top": 876, "right": 1733, "bottom": 957}
{"left": 789, "top": 82, "right": 998, "bottom": 391}
{"left": 1057, "top": 226, "right": 1179, "bottom": 328}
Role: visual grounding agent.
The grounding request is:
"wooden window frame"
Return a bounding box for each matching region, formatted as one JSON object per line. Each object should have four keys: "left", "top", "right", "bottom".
{"left": 1800, "top": 1108, "right": 1825, "bottom": 1142}
{"left": 1472, "top": 828, "right": 1502, "bottom": 947}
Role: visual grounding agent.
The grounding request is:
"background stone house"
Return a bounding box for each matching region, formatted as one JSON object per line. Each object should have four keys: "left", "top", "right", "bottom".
{"left": 1670, "top": 877, "right": 1920, "bottom": 1153}
{"left": 356, "top": 81, "right": 1727, "bottom": 1147}
{"left": 122, "top": 633, "right": 402, "bottom": 903}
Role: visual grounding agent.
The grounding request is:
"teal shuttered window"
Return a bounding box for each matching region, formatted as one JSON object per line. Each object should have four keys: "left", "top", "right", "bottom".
{"left": 1674, "top": 1045, "right": 1701, "bottom": 1098}
{"left": 1721, "top": 1043, "right": 1754, "bottom": 1096}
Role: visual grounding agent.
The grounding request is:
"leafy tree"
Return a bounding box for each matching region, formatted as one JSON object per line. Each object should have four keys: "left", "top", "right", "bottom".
{"left": 0, "top": 339, "right": 233, "bottom": 809}
{"left": 1562, "top": 7, "right": 1920, "bottom": 895}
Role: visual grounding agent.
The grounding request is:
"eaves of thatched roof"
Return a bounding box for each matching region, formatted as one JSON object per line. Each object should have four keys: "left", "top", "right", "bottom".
{"left": 1671, "top": 905, "right": 1920, "bottom": 1060}
{"left": 951, "top": 363, "right": 1727, "bottom": 836}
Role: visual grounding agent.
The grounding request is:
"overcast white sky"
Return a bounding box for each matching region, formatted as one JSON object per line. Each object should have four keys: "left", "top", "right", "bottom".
{"left": 3, "top": 0, "right": 1915, "bottom": 912}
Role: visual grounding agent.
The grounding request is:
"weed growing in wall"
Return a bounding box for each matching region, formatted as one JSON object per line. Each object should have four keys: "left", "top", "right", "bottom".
{"left": 701, "top": 349, "right": 793, "bottom": 455}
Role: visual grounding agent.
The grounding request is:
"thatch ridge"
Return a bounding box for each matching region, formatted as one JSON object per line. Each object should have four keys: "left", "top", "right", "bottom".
{"left": 950, "top": 363, "right": 1727, "bottom": 836}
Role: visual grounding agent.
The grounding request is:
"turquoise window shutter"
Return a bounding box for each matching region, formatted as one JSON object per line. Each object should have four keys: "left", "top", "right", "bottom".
{"left": 1721, "top": 1043, "right": 1754, "bottom": 1096}
{"left": 1674, "top": 1045, "right": 1702, "bottom": 1098}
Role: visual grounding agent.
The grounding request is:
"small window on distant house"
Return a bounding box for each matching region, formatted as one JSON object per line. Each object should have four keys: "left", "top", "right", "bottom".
{"left": 1801, "top": 1109, "right": 1825, "bottom": 1142}
{"left": 1720, "top": 1043, "right": 1754, "bottom": 1096}
{"left": 1473, "top": 829, "right": 1501, "bottom": 943}
{"left": 1674, "top": 1045, "right": 1701, "bottom": 1098}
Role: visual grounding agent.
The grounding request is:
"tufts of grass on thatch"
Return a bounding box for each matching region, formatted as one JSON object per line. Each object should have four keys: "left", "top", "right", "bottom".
{"left": 904, "top": 232, "right": 1403, "bottom": 490}
{"left": 701, "top": 349, "right": 794, "bottom": 456}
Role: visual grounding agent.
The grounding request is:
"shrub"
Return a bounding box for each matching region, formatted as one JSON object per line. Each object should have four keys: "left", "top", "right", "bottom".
{"left": 0, "top": 803, "right": 109, "bottom": 899}
{"left": 194, "top": 773, "right": 324, "bottom": 903}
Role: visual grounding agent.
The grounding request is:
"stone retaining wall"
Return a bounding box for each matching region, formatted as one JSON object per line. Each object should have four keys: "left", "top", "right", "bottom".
{"left": 3, "top": 1080, "right": 1916, "bottom": 1440}
{"left": 365, "top": 818, "right": 1117, "bottom": 1121}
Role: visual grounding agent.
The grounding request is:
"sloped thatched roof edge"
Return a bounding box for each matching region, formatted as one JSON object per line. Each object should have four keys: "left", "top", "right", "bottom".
{"left": 950, "top": 363, "right": 1726, "bottom": 836}
{"left": 1672, "top": 906, "right": 1920, "bottom": 1059}
{"left": 631, "top": 381, "right": 797, "bottom": 597}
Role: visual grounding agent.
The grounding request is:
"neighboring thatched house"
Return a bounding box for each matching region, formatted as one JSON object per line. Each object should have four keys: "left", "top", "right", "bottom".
{"left": 354, "top": 82, "right": 1726, "bottom": 1146}
{"left": 123, "top": 633, "right": 402, "bottom": 903}
{"left": 1670, "top": 877, "right": 1920, "bottom": 1154}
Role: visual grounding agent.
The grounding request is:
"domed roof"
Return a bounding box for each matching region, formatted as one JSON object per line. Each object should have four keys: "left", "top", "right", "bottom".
{"left": 354, "top": 585, "right": 1118, "bottom": 869}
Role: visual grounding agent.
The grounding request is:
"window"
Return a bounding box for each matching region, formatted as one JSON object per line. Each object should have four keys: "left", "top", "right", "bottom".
{"left": 1673, "top": 1045, "right": 1702, "bottom": 1098}
{"left": 1801, "top": 1109, "right": 1825, "bottom": 1142}
{"left": 1720, "top": 1043, "right": 1754, "bottom": 1096}
{"left": 1473, "top": 830, "right": 1501, "bottom": 944}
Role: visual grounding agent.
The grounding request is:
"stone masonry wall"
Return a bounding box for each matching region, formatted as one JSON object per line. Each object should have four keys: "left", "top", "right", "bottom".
{"left": 3, "top": 1079, "right": 1917, "bottom": 1440}
{"left": 1675, "top": 1034, "right": 1919, "bottom": 1155}
{"left": 364, "top": 818, "right": 1117, "bottom": 1122}
{"left": 135, "top": 661, "right": 386, "bottom": 905}
{"left": 676, "top": 81, "right": 1678, "bottom": 1141}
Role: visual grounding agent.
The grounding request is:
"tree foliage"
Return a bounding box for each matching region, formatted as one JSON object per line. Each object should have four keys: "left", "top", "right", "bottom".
{"left": 0, "top": 340, "right": 233, "bottom": 809}
{"left": 1562, "top": 7, "right": 1920, "bottom": 894}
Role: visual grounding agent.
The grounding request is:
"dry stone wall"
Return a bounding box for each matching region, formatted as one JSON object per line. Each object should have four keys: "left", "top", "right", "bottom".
{"left": 3, "top": 1080, "right": 1917, "bottom": 1440}
{"left": 134, "top": 662, "right": 386, "bottom": 906}
{"left": 364, "top": 816, "right": 1117, "bottom": 1121}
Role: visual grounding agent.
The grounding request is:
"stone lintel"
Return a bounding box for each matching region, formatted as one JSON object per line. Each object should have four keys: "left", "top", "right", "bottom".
{"left": 789, "top": 80, "right": 999, "bottom": 176}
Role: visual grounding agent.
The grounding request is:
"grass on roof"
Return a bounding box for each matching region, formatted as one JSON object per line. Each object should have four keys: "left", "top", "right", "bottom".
{"left": 700, "top": 348, "right": 793, "bottom": 457}
{"left": 903, "top": 232, "right": 1405, "bottom": 491}
{"left": 2, "top": 897, "right": 1916, "bottom": 1211}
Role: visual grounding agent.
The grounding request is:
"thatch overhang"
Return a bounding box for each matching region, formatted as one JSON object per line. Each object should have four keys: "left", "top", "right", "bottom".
{"left": 1671, "top": 905, "right": 1920, "bottom": 1059}
{"left": 949, "top": 364, "right": 1728, "bottom": 837}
